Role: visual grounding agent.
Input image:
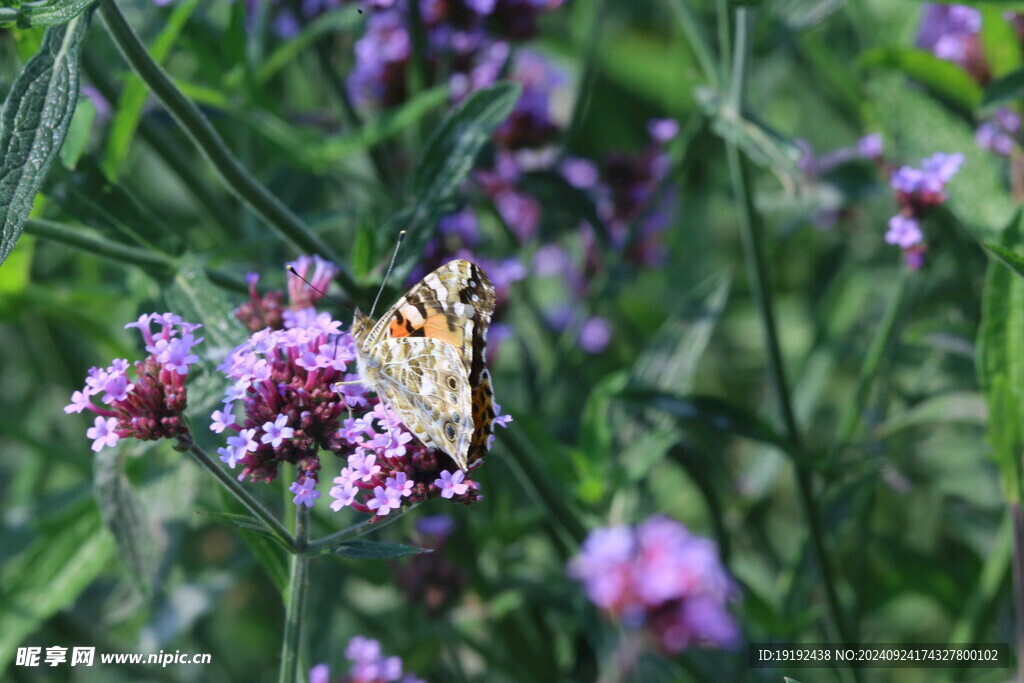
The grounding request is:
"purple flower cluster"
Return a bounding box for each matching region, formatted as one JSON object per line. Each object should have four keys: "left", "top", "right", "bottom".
{"left": 917, "top": 4, "right": 986, "bottom": 79}
{"left": 65, "top": 314, "right": 203, "bottom": 452}
{"left": 68, "top": 256, "right": 511, "bottom": 518}
{"left": 885, "top": 152, "right": 964, "bottom": 268}
{"left": 310, "top": 636, "right": 424, "bottom": 683}
{"left": 347, "top": 0, "right": 566, "bottom": 108}
{"left": 568, "top": 516, "right": 739, "bottom": 654}
{"left": 976, "top": 108, "right": 1021, "bottom": 157}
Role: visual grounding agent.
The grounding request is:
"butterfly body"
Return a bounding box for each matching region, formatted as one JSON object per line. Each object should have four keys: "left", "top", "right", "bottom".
{"left": 351, "top": 260, "right": 497, "bottom": 471}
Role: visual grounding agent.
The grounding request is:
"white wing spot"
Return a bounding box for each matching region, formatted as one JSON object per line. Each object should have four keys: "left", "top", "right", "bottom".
{"left": 471, "top": 294, "right": 479, "bottom": 302}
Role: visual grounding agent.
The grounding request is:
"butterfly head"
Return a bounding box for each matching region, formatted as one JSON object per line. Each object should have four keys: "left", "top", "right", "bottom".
{"left": 351, "top": 308, "right": 374, "bottom": 345}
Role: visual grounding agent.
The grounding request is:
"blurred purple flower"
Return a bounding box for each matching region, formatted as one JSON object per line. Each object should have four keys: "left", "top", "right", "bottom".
{"left": 917, "top": 4, "right": 982, "bottom": 67}
{"left": 977, "top": 108, "right": 1020, "bottom": 156}
{"left": 579, "top": 316, "right": 612, "bottom": 354}
{"left": 568, "top": 516, "right": 739, "bottom": 654}
{"left": 885, "top": 215, "right": 923, "bottom": 249}
{"left": 647, "top": 118, "right": 679, "bottom": 143}
{"left": 311, "top": 635, "right": 425, "bottom": 682}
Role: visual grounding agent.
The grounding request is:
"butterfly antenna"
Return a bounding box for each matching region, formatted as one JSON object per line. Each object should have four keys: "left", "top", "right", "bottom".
{"left": 286, "top": 266, "right": 352, "bottom": 317}
{"left": 286, "top": 266, "right": 353, "bottom": 362}
{"left": 368, "top": 230, "right": 406, "bottom": 319}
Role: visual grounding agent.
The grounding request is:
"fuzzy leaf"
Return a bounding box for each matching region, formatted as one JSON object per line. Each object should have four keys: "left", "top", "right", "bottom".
{"left": 0, "top": 0, "right": 96, "bottom": 27}
{"left": 0, "top": 15, "right": 89, "bottom": 268}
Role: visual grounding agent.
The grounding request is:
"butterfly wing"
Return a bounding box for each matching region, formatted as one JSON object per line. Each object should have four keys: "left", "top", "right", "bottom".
{"left": 359, "top": 260, "right": 497, "bottom": 469}
{"left": 374, "top": 337, "right": 475, "bottom": 470}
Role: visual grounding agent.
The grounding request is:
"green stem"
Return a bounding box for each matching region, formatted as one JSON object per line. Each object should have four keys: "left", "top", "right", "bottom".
{"left": 1013, "top": 503, "right": 1024, "bottom": 683}
{"left": 406, "top": 0, "right": 430, "bottom": 101}
{"left": 25, "top": 218, "right": 247, "bottom": 292}
{"left": 664, "top": 0, "right": 720, "bottom": 89}
{"left": 836, "top": 271, "right": 909, "bottom": 447}
{"left": 725, "top": 7, "right": 854, "bottom": 654}
{"left": 279, "top": 505, "right": 310, "bottom": 683}
{"left": 564, "top": 0, "right": 608, "bottom": 149}
{"left": 306, "top": 502, "right": 420, "bottom": 553}
{"left": 98, "top": 1, "right": 357, "bottom": 294}
{"left": 179, "top": 435, "right": 297, "bottom": 550}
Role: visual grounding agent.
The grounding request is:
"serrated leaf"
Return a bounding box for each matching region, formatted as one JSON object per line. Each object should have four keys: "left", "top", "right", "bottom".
{"left": 0, "top": 505, "right": 115, "bottom": 671}
{"left": 0, "top": 14, "right": 89, "bottom": 268}
{"left": 0, "top": 0, "right": 97, "bottom": 27}
{"left": 983, "top": 67, "right": 1024, "bottom": 108}
{"left": 94, "top": 445, "right": 157, "bottom": 598}
{"left": 867, "top": 75, "right": 1015, "bottom": 241}
{"left": 102, "top": 0, "right": 200, "bottom": 180}
{"left": 332, "top": 539, "right": 430, "bottom": 559}
{"left": 411, "top": 82, "right": 521, "bottom": 210}
{"left": 861, "top": 47, "right": 983, "bottom": 112}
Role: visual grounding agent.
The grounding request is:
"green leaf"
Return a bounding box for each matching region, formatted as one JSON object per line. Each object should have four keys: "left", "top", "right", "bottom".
{"left": 977, "top": 210, "right": 1024, "bottom": 502}
{"left": 617, "top": 272, "right": 732, "bottom": 480}
{"left": 102, "top": 0, "right": 200, "bottom": 180}
{"left": 696, "top": 88, "right": 803, "bottom": 189}
{"left": 0, "top": 505, "right": 115, "bottom": 671}
{"left": 984, "top": 242, "right": 1024, "bottom": 280}
{"left": 197, "top": 510, "right": 285, "bottom": 543}
{"left": 861, "top": 47, "right": 983, "bottom": 113}
{"left": 94, "top": 446, "right": 157, "bottom": 598}
{"left": 332, "top": 539, "right": 430, "bottom": 560}
{"left": 0, "top": 0, "right": 97, "bottom": 27}
{"left": 411, "top": 82, "right": 521, "bottom": 211}
{"left": 211, "top": 492, "right": 289, "bottom": 592}
{"left": 253, "top": 8, "right": 363, "bottom": 86}
{"left": 58, "top": 94, "right": 94, "bottom": 170}
{"left": 874, "top": 391, "right": 988, "bottom": 438}
{"left": 983, "top": 67, "right": 1024, "bottom": 108}
{"left": 167, "top": 255, "right": 244, "bottom": 353}
{"left": 625, "top": 392, "right": 790, "bottom": 452}
{"left": 867, "top": 74, "right": 1015, "bottom": 241}
{"left": 980, "top": 6, "right": 1022, "bottom": 80}
{"left": 0, "top": 14, "right": 89, "bottom": 268}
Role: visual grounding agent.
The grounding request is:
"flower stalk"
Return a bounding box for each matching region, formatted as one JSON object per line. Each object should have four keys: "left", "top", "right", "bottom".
{"left": 724, "top": 6, "right": 855, "bottom": 653}
{"left": 279, "top": 505, "right": 310, "bottom": 683}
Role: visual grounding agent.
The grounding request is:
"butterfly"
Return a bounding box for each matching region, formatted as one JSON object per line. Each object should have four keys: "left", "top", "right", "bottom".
{"left": 350, "top": 259, "right": 497, "bottom": 471}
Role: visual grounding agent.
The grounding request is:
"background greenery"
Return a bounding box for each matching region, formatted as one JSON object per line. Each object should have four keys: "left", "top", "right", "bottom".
{"left": 0, "top": 0, "right": 1021, "bottom": 681}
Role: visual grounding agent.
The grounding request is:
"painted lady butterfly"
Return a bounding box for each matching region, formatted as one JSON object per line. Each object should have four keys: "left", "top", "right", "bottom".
{"left": 351, "top": 259, "right": 497, "bottom": 471}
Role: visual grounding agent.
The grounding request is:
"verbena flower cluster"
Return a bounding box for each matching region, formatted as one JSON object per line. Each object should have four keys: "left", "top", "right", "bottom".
{"left": 310, "top": 636, "right": 424, "bottom": 683}
{"left": 885, "top": 152, "right": 964, "bottom": 269}
{"left": 65, "top": 313, "right": 203, "bottom": 452}
{"left": 568, "top": 516, "right": 739, "bottom": 654}
{"left": 67, "top": 256, "right": 510, "bottom": 518}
